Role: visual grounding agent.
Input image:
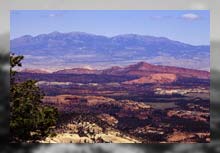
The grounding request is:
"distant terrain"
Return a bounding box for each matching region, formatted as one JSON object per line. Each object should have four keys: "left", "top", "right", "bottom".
{"left": 17, "top": 62, "right": 210, "bottom": 143}
{"left": 11, "top": 31, "right": 210, "bottom": 71}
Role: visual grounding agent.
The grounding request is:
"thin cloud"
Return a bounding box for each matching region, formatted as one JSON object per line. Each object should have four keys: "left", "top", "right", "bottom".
{"left": 48, "top": 13, "right": 63, "bottom": 17}
{"left": 181, "top": 13, "right": 200, "bottom": 21}
{"left": 39, "top": 13, "right": 63, "bottom": 18}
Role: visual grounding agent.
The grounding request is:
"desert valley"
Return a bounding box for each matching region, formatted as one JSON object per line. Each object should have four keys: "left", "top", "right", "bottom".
{"left": 17, "top": 61, "right": 210, "bottom": 143}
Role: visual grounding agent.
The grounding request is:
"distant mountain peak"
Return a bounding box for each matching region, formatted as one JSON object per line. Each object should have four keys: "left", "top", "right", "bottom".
{"left": 14, "top": 35, "right": 33, "bottom": 41}
{"left": 128, "top": 61, "right": 154, "bottom": 70}
{"left": 69, "top": 31, "right": 93, "bottom": 35}
{"left": 49, "top": 31, "right": 61, "bottom": 34}
{"left": 136, "top": 61, "right": 153, "bottom": 66}
{"left": 21, "top": 35, "right": 33, "bottom": 38}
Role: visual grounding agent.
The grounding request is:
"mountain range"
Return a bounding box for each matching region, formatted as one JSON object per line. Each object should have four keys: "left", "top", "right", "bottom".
{"left": 10, "top": 31, "right": 210, "bottom": 71}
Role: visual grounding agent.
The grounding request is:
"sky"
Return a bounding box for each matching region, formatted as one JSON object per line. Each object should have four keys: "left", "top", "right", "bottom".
{"left": 10, "top": 10, "right": 209, "bottom": 45}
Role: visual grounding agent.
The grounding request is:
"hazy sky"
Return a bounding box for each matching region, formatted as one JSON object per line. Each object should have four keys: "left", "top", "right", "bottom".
{"left": 11, "top": 10, "right": 209, "bottom": 45}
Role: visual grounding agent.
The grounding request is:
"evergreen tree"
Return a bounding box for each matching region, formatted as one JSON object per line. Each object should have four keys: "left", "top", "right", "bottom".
{"left": 10, "top": 54, "right": 58, "bottom": 142}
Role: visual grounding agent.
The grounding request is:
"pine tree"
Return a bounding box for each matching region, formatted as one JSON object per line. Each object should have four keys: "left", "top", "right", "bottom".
{"left": 10, "top": 54, "right": 58, "bottom": 142}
